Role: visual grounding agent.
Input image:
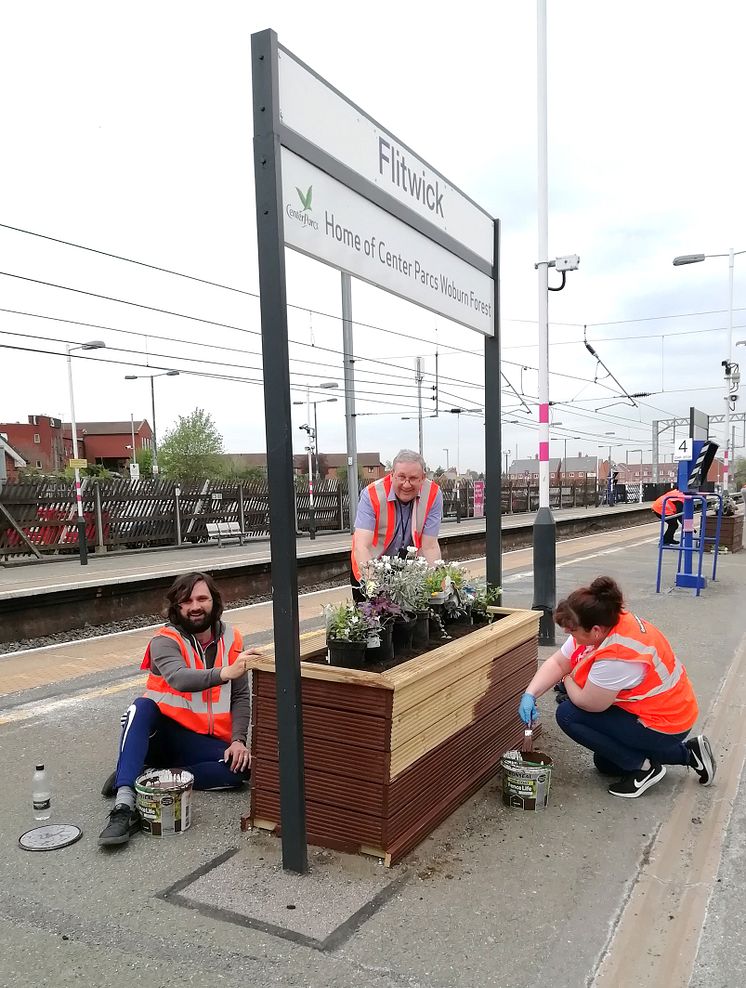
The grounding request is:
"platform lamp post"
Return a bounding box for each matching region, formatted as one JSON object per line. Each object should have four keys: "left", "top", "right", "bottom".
{"left": 442, "top": 448, "right": 449, "bottom": 470}
{"left": 124, "top": 370, "right": 180, "bottom": 475}
{"left": 66, "top": 340, "right": 106, "bottom": 565}
{"left": 673, "top": 249, "right": 745, "bottom": 491}
{"left": 292, "top": 383, "right": 338, "bottom": 481}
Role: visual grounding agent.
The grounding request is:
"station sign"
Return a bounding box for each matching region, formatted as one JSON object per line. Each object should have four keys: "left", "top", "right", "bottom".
{"left": 278, "top": 49, "right": 494, "bottom": 268}
{"left": 68, "top": 458, "right": 87, "bottom": 469}
{"left": 282, "top": 149, "right": 494, "bottom": 335}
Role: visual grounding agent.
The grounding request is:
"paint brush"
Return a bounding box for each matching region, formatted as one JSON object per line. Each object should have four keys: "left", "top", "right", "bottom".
{"left": 522, "top": 718, "right": 534, "bottom": 753}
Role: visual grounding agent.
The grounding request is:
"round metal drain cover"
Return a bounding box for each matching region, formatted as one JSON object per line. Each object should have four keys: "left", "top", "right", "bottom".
{"left": 19, "top": 824, "right": 83, "bottom": 851}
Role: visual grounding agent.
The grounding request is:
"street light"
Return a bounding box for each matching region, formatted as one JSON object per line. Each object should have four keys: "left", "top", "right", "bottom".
{"left": 66, "top": 340, "right": 106, "bottom": 565}
{"left": 673, "top": 248, "right": 746, "bottom": 491}
{"left": 293, "top": 385, "right": 338, "bottom": 480}
{"left": 124, "top": 370, "right": 180, "bottom": 474}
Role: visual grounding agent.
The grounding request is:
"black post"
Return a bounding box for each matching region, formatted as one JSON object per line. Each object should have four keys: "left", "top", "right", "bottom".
{"left": 484, "top": 220, "right": 502, "bottom": 594}
{"left": 252, "top": 29, "right": 307, "bottom": 873}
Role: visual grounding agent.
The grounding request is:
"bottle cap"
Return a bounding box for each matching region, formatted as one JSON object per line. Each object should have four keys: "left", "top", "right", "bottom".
{"left": 35, "top": 764, "right": 44, "bottom": 771}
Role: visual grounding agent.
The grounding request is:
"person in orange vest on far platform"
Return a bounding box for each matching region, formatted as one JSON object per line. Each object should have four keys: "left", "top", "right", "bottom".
{"left": 351, "top": 450, "right": 443, "bottom": 599}
{"left": 98, "top": 571, "right": 261, "bottom": 847}
{"left": 651, "top": 486, "right": 686, "bottom": 545}
{"left": 518, "top": 576, "right": 715, "bottom": 799}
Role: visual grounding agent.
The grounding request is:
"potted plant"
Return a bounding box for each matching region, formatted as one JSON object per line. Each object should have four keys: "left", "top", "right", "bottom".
{"left": 469, "top": 582, "right": 503, "bottom": 623}
{"left": 322, "top": 601, "right": 376, "bottom": 667}
{"left": 358, "top": 589, "right": 402, "bottom": 661}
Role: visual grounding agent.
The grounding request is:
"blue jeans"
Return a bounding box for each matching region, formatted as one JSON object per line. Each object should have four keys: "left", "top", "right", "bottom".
{"left": 114, "top": 697, "right": 247, "bottom": 790}
{"left": 555, "top": 699, "right": 691, "bottom": 774}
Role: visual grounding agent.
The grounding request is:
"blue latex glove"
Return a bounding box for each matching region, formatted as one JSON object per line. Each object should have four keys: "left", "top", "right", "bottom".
{"left": 518, "top": 692, "right": 538, "bottom": 726}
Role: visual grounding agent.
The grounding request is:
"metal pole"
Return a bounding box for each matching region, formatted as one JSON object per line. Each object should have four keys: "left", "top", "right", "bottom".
{"left": 150, "top": 376, "right": 159, "bottom": 475}
{"left": 416, "top": 356, "right": 423, "bottom": 456}
{"left": 66, "top": 346, "right": 88, "bottom": 566}
{"left": 341, "top": 272, "right": 358, "bottom": 531}
{"left": 174, "top": 485, "right": 182, "bottom": 545}
{"left": 724, "top": 248, "right": 734, "bottom": 491}
{"left": 306, "top": 386, "right": 316, "bottom": 540}
{"left": 313, "top": 401, "right": 319, "bottom": 482}
{"left": 252, "top": 28, "right": 307, "bottom": 873}
{"left": 484, "top": 218, "right": 502, "bottom": 592}
{"left": 532, "top": 0, "right": 555, "bottom": 645}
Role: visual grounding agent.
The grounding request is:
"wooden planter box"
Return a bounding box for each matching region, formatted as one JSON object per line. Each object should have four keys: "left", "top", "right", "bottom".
{"left": 704, "top": 512, "right": 743, "bottom": 553}
{"left": 243, "top": 607, "right": 540, "bottom": 866}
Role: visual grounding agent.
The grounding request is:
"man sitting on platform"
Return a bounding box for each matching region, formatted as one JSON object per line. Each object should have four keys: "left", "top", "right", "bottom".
{"left": 99, "top": 571, "right": 259, "bottom": 847}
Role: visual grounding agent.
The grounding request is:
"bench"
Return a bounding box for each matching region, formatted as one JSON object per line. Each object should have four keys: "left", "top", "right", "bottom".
{"left": 205, "top": 521, "right": 244, "bottom": 547}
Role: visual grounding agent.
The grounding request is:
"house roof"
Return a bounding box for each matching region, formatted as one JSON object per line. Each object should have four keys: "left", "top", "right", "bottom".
{"left": 0, "top": 435, "right": 27, "bottom": 467}
{"left": 221, "top": 452, "right": 384, "bottom": 468}
{"left": 62, "top": 421, "right": 149, "bottom": 435}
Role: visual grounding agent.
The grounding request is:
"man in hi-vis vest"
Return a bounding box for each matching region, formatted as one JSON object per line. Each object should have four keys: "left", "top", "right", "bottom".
{"left": 351, "top": 450, "right": 443, "bottom": 597}
{"left": 99, "top": 571, "right": 259, "bottom": 847}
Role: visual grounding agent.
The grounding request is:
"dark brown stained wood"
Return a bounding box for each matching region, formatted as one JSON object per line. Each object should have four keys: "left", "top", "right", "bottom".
{"left": 255, "top": 670, "right": 393, "bottom": 717}
{"left": 247, "top": 608, "right": 540, "bottom": 865}
{"left": 254, "top": 729, "right": 390, "bottom": 784}
{"left": 385, "top": 692, "right": 537, "bottom": 821}
{"left": 256, "top": 698, "right": 391, "bottom": 751}
{"left": 386, "top": 718, "right": 542, "bottom": 841}
{"left": 254, "top": 760, "right": 386, "bottom": 817}
{"left": 382, "top": 729, "right": 526, "bottom": 865}
{"left": 252, "top": 788, "right": 384, "bottom": 846}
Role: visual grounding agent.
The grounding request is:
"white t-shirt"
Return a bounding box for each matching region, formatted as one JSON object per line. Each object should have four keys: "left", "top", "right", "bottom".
{"left": 561, "top": 635, "right": 646, "bottom": 691}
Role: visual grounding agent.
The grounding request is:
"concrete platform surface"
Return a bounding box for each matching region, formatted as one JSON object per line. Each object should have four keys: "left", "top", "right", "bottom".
{"left": 0, "top": 529, "right": 744, "bottom": 988}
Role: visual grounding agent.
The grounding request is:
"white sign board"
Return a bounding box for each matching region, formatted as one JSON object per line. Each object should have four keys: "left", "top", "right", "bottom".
{"left": 675, "top": 438, "right": 694, "bottom": 461}
{"left": 278, "top": 49, "right": 494, "bottom": 267}
{"left": 282, "top": 149, "right": 494, "bottom": 336}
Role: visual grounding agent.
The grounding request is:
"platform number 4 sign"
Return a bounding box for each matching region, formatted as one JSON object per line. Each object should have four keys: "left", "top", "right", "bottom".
{"left": 675, "top": 438, "right": 693, "bottom": 461}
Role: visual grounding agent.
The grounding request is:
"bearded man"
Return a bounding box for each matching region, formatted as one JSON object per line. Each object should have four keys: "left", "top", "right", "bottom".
{"left": 98, "top": 571, "right": 258, "bottom": 847}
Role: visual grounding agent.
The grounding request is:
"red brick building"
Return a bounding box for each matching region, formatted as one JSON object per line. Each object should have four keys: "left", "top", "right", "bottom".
{"left": 0, "top": 414, "right": 153, "bottom": 475}
{"left": 1, "top": 434, "right": 28, "bottom": 481}
{"left": 0, "top": 415, "right": 69, "bottom": 473}
{"left": 63, "top": 420, "right": 153, "bottom": 472}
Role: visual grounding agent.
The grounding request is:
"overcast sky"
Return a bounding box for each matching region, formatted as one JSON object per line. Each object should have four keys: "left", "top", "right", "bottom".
{"left": 1, "top": 1, "right": 745, "bottom": 473}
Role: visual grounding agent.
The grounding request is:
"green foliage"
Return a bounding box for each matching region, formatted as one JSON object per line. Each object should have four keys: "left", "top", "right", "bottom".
{"left": 159, "top": 408, "right": 224, "bottom": 482}
{"left": 734, "top": 456, "right": 746, "bottom": 489}
{"left": 322, "top": 601, "right": 375, "bottom": 642}
{"left": 136, "top": 447, "right": 153, "bottom": 478}
{"left": 470, "top": 583, "right": 503, "bottom": 620}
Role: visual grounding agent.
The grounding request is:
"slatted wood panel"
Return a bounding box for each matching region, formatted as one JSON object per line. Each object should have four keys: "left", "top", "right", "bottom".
{"left": 247, "top": 609, "right": 539, "bottom": 865}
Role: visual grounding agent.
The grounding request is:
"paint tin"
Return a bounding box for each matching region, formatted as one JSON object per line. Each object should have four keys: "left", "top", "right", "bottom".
{"left": 135, "top": 769, "right": 194, "bottom": 836}
{"left": 500, "top": 750, "right": 553, "bottom": 811}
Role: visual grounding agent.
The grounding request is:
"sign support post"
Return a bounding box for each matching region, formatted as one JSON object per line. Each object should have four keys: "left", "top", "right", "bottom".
{"left": 251, "top": 29, "right": 307, "bottom": 874}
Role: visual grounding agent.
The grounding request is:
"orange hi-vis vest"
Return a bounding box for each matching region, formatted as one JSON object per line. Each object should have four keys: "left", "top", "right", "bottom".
{"left": 141, "top": 623, "right": 243, "bottom": 742}
{"left": 351, "top": 475, "right": 440, "bottom": 581}
{"left": 571, "top": 611, "right": 698, "bottom": 732}
{"left": 652, "top": 490, "right": 685, "bottom": 517}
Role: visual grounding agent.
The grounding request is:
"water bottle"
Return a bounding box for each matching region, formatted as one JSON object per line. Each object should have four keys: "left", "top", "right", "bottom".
{"left": 32, "top": 764, "right": 51, "bottom": 821}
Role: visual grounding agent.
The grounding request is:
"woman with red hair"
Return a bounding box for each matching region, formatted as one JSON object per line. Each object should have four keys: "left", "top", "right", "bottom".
{"left": 518, "top": 576, "right": 715, "bottom": 799}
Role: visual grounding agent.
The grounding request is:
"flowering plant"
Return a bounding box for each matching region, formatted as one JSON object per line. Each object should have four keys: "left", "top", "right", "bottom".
{"left": 322, "top": 601, "right": 377, "bottom": 642}
{"left": 358, "top": 588, "right": 402, "bottom": 627}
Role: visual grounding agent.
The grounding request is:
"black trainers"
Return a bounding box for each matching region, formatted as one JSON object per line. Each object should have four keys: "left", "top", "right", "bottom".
{"left": 608, "top": 763, "right": 666, "bottom": 798}
{"left": 101, "top": 771, "right": 116, "bottom": 798}
{"left": 686, "top": 735, "right": 716, "bottom": 786}
{"left": 98, "top": 804, "right": 140, "bottom": 846}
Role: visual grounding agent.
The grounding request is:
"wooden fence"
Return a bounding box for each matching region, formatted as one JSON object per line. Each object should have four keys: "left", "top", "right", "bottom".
{"left": 0, "top": 476, "right": 605, "bottom": 560}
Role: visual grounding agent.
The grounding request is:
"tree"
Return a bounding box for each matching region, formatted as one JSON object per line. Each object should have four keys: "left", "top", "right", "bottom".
{"left": 159, "top": 408, "right": 224, "bottom": 481}
{"left": 734, "top": 456, "right": 746, "bottom": 489}
{"left": 136, "top": 447, "right": 153, "bottom": 478}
